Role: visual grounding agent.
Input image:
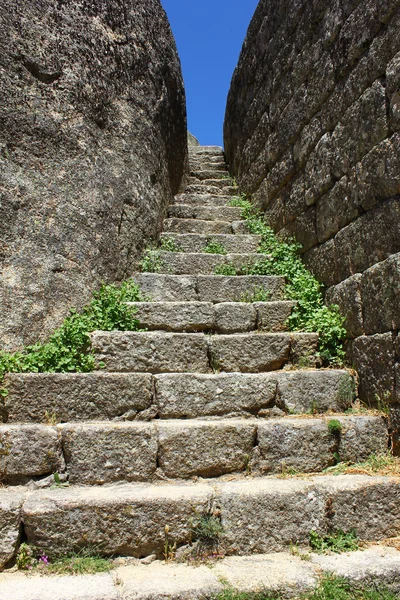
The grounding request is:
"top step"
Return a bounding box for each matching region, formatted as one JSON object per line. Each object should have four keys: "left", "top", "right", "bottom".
{"left": 189, "top": 146, "right": 224, "bottom": 156}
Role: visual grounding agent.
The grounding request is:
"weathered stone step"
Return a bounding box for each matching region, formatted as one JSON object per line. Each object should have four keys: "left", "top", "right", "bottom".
{"left": 163, "top": 218, "right": 248, "bottom": 235}
{"left": 3, "top": 369, "right": 357, "bottom": 423}
{"left": 160, "top": 233, "right": 261, "bottom": 253}
{"left": 185, "top": 184, "right": 237, "bottom": 196}
{"left": 0, "top": 415, "right": 384, "bottom": 485}
{"left": 3, "top": 474, "right": 399, "bottom": 564}
{"left": 90, "top": 331, "right": 318, "bottom": 373}
{"left": 167, "top": 205, "right": 242, "bottom": 221}
{"left": 173, "top": 193, "right": 233, "bottom": 207}
{"left": 157, "top": 252, "right": 262, "bottom": 275}
{"left": 3, "top": 547, "right": 400, "bottom": 600}
{"left": 163, "top": 217, "right": 233, "bottom": 234}
{"left": 190, "top": 170, "right": 230, "bottom": 180}
{"left": 189, "top": 145, "right": 224, "bottom": 156}
{"left": 132, "top": 273, "right": 285, "bottom": 302}
{"left": 188, "top": 177, "right": 234, "bottom": 189}
{"left": 190, "top": 160, "right": 226, "bottom": 171}
{"left": 126, "top": 301, "right": 295, "bottom": 333}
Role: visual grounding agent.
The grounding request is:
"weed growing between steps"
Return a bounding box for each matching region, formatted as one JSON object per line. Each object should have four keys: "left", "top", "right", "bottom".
{"left": 213, "top": 576, "right": 398, "bottom": 600}
{"left": 159, "top": 237, "right": 183, "bottom": 252}
{"left": 309, "top": 529, "right": 359, "bottom": 554}
{"left": 16, "top": 543, "right": 113, "bottom": 575}
{"left": 204, "top": 240, "right": 228, "bottom": 255}
{"left": 0, "top": 280, "right": 144, "bottom": 386}
{"left": 324, "top": 451, "right": 400, "bottom": 477}
{"left": 225, "top": 196, "right": 346, "bottom": 365}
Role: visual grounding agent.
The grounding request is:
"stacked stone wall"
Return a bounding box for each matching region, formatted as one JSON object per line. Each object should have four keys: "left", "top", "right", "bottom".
{"left": 224, "top": 0, "right": 400, "bottom": 406}
{"left": 0, "top": 0, "right": 188, "bottom": 351}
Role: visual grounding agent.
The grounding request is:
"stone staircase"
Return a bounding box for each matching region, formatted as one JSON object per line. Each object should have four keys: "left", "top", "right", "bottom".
{"left": 0, "top": 145, "right": 399, "bottom": 598}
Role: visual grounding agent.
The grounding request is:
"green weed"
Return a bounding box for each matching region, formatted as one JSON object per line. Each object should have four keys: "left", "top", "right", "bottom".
{"left": 190, "top": 513, "right": 223, "bottom": 548}
{"left": 45, "top": 549, "right": 113, "bottom": 575}
{"left": 214, "top": 264, "right": 238, "bottom": 276}
{"left": 204, "top": 240, "right": 228, "bottom": 255}
{"left": 159, "top": 237, "right": 183, "bottom": 252}
{"left": 0, "top": 280, "right": 144, "bottom": 381}
{"left": 240, "top": 287, "right": 272, "bottom": 303}
{"left": 327, "top": 419, "right": 343, "bottom": 435}
{"left": 225, "top": 200, "right": 346, "bottom": 365}
{"left": 139, "top": 248, "right": 165, "bottom": 273}
{"left": 309, "top": 529, "right": 359, "bottom": 554}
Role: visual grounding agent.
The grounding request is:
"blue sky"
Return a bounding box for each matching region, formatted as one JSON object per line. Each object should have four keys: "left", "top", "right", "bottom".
{"left": 160, "top": 0, "right": 259, "bottom": 147}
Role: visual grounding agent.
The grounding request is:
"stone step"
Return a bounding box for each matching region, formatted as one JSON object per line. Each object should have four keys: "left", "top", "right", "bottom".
{"left": 185, "top": 184, "right": 237, "bottom": 196}
{"left": 132, "top": 273, "right": 285, "bottom": 302}
{"left": 189, "top": 145, "right": 224, "bottom": 156}
{"left": 90, "top": 331, "right": 318, "bottom": 374}
{"left": 4, "top": 369, "right": 357, "bottom": 423}
{"left": 156, "top": 252, "right": 263, "bottom": 275}
{"left": 190, "top": 160, "right": 227, "bottom": 171}
{"left": 188, "top": 177, "right": 234, "bottom": 189}
{"left": 160, "top": 233, "right": 261, "bottom": 253}
{"left": 173, "top": 193, "right": 233, "bottom": 207}
{"left": 3, "top": 547, "right": 400, "bottom": 599}
{"left": 190, "top": 170, "right": 230, "bottom": 180}
{"left": 163, "top": 218, "right": 248, "bottom": 235}
{"left": 2, "top": 474, "right": 398, "bottom": 565}
{"left": 167, "top": 205, "right": 242, "bottom": 222}
{"left": 126, "top": 301, "right": 296, "bottom": 332}
{"left": 0, "top": 415, "right": 385, "bottom": 485}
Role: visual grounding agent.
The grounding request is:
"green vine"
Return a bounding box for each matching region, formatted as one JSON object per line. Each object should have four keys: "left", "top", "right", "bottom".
{"left": 228, "top": 196, "right": 346, "bottom": 364}
{"left": 0, "top": 279, "right": 144, "bottom": 381}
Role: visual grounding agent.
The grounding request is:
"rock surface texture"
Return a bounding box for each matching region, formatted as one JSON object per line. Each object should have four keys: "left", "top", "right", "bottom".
{"left": 0, "top": 146, "right": 398, "bottom": 596}
{"left": 0, "top": 0, "right": 187, "bottom": 351}
{"left": 224, "top": 0, "right": 400, "bottom": 411}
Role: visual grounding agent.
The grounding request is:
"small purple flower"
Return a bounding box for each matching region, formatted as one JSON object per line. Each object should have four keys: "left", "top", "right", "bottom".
{"left": 39, "top": 553, "right": 49, "bottom": 565}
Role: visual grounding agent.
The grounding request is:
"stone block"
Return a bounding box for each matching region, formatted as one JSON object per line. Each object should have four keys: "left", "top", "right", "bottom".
{"left": 157, "top": 420, "right": 256, "bottom": 479}
{"left": 0, "top": 489, "right": 26, "bottom": 568}
{"left": 216, "top": 477, "right": 324, "bottom": 554}
{"left": 4, "top": 373, "right": 154, "bottom": 423}
{"left": 254, "top": 418, "right": 335, "bottom": 474}
{"left": 161, "top": 234, "right": 261, "bottom": 254}
{"left": 0, "top": 573, "right": 120, "bottom": 600}
{"left": 173, "top": 194, "right": 229, "bottom": 207}
{"left": 212, "top": 553, "right": 317, "bottom": 595}
{"left": 303, "top": 239, "right": 339, "bottom": 288}
{"left": 154, "top": 373, "right": 277, "bottom": 419}
{"left": 325, "top": 275, "right": 364, "bottom": 339}
{"left": 312, "top": 547, "right": 400, "bottom": 593}
{"left": 61, "top": 423, "right": 157, "bottom": 485}
{"left": 276, "top": 370, "right": 357, "bottom": 414}
{"left": 316, "top": 176, "right": 359, "bottom": 244}
{"left": 361, "top": 253, "right": 400, "bottom": 335}
{"left": 334, "top": 199, "right": 400, "bottom": 281}
{"left": 197, "top": 276, "right": 285, "bottom": 303}
{"left": 158, "top": 252, "right": 225, "bottom": 275}
{"left": 91, "top": 332, "right": 210, "bottom": 374}
{"left": 167, "top": 205, "right": 242, "bottom": 222}
{"left": 290, "top": 333, "right": 319, "bottom": 366}
{"left": 209, "top": 334, "right": 291, "bottom": 373}
{"left": 23, "top": 482, "right": 214, "bottom": 558}
{"left": 163, "top": 218, "right": 232, "bottom": 235}
{"left": 338, "top": 415, "right": 388, "bottom": 463}
{"left": 127, "top": 302, "right": 215, "bottom": 332}
{"left": 0, "top": 425, "right": 62, "bottom": 483}
{"left": 132, "top": 273, "right": 197, "bottom": 302}
{"left": 349, "top": 333, "right": 395, "bottom": 405}
{"left": 255, "top": 301, "right": 296, "bottom": 332}
{"left": 191, "top": 170, "right": 229, "bottom": 180}
{"left": 214, "top": 303, "right": 257, "bottom": 333}
{"left": 115, "top": 563, "right": 222, "bottom": 599}
{"left": 216, "top": 475, "right": 400, "bottom": 554}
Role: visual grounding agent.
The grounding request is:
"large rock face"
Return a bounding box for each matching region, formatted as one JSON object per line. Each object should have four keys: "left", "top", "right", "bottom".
{"left": 224, "top": 0, "right": 400, "bottom": 406}
{"left": 0, "top": 0, "right": 187, "bottom": 351}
